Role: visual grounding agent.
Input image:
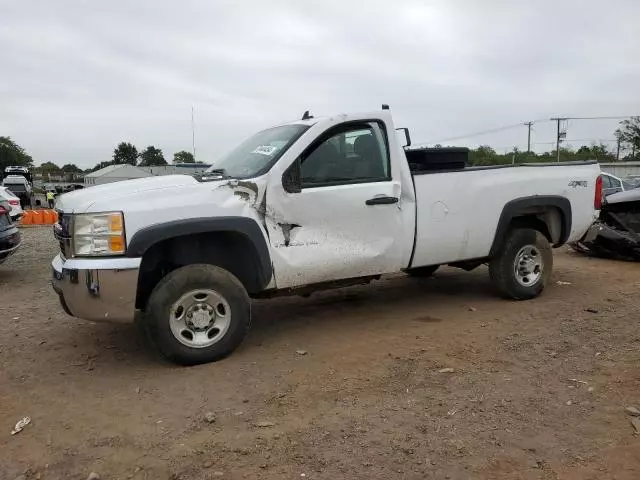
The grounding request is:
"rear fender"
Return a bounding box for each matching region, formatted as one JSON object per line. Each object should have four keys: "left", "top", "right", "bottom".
{"left": 490, "top": 196, "right": 572, "bottom": 255}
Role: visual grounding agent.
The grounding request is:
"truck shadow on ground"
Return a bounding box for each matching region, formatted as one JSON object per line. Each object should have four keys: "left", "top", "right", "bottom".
{"left": 49, "top": 268, "right": 494, "bottom": 372}
{"left": 246, "top": 268, "right": 494, "bottom": 344}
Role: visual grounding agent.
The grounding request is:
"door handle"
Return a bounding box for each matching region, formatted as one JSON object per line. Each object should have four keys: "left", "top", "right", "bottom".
{"left": 366, "top": 196, "right": 399, "bottom": 206}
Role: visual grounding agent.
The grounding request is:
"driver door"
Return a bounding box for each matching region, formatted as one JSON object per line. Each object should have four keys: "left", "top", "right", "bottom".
{"left": 264, "top": 121, "right": 406, "bottom": 289}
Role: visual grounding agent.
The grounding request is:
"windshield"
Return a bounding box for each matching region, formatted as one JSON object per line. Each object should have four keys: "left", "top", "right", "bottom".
{"left": 205, "top": 124, "right": 309, "bottom": 178}
{"left": 4, "top": 184, "right": 27, "bottom": 193}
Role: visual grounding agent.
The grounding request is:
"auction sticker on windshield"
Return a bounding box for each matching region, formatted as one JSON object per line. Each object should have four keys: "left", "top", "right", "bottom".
{"left": 252, "top": 145, "right": 278, "bottom": 156}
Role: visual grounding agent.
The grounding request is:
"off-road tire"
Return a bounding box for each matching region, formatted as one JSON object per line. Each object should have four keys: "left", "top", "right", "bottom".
{"left": 489, "top": 228, "right": 552, "bottom": 300}
{"left": 145, "top": 264, "right": 250, "bottom": 365}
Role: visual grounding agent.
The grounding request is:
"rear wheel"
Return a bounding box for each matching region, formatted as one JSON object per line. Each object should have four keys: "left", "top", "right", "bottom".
{"left": 489, "top": 228, "right": 552, "bottom": 300}
{"left": 406, "top": 265, "right": 440, "bottom": 277}
{"left": 145, "top": 264, "right": 250, "bottom": 365}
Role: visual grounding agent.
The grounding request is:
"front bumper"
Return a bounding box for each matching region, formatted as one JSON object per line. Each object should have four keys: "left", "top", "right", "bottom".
{"left": 51, "top": 254, "right": 141, "bottom": 323}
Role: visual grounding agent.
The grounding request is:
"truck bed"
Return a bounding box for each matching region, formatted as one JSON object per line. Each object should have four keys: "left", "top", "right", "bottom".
{"left": 409, "top": 160, "right": 600, "bottom": 268}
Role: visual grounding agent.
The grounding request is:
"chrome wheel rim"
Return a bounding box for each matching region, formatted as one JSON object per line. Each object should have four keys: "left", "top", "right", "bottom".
{"left": 514, "top": 245, "right": 543, "bottom": 287}
{"left": 169, "top": 289, "right": 231, "bottom": 348}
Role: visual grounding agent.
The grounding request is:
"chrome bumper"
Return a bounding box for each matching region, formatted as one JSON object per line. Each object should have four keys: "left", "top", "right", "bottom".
{"left": 51, "top": 254, "right": 141, "bottom": 323}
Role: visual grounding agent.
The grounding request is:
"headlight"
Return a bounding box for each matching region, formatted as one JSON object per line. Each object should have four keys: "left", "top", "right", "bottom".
{"left": 73, "top": 212, "right": 126, "bottom": 256}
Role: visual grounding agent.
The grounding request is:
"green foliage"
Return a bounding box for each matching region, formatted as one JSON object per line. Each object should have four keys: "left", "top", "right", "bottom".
{"left": 61, "top": 163, "right": 83, "bottom": 173}
{"left": 468, "top": 145, "right": 498, "bottom": 166}
{"left": 173, "top": 150, "right": 195, "bottom": 164}
{"left": 112, "top": 142, "right": 139, "bottom": 165}
{"left": 39, "top": 161, "right": 61, "bottom": 174}
{"left": 464, "top": 143, "right": 616, "bottom": 166}
{"left": 87, "top": 161, "right": 113, "bottom": 173}
{"left": 58, "top": 163, "right": 84, "bottom": 181}
{"left": 0, "top": 136, "right": 33, "bottom": 172}
{"left": 618, "top": 117, "right": 640, "bottom": 158}
{"left": 138, "top": 146, "right": 167, "bottom": 166}
{"left": 574, "top": 144, "right": 615, "bottom": 162}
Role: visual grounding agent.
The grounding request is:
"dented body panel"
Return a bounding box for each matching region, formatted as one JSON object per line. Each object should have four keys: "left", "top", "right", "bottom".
{"left": 263, "top": 111, "right": 415, "bottom": 288}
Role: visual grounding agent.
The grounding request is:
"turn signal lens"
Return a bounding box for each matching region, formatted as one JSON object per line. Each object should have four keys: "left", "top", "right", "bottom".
{"left": 108, "top": 235, "right": 125, "bottom": 254}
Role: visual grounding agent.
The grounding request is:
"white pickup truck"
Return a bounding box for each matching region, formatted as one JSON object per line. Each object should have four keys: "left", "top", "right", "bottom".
{"left": 52, "top": 107, "right": 601, "bottom": 364}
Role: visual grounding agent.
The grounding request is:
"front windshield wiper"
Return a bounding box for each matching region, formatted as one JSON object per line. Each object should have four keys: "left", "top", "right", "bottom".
{"left": 197, "top": 169, "right": 231, "bottom": 181}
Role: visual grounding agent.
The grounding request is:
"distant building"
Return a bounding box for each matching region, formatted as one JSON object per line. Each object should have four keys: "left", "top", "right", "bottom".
{"left": 84, "top": 164, "right": 153, "bottom": 186}
{"left": 84, "top": 163, "right": 212, "bottom": 186}
{"left": 139, "top": 163, "right": 211, "bottom": 176}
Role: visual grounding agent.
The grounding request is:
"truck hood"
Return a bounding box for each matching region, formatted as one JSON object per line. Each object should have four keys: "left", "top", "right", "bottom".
{"left": 56, "top": 175, "right": 199, "bottom": 213}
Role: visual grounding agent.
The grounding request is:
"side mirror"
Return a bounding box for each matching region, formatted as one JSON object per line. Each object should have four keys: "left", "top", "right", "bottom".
{"left": 283, "top": 158, "right": 302, "bottom": 193}
{"left": 395, "top": 127, "right": 411, "bottom": 147}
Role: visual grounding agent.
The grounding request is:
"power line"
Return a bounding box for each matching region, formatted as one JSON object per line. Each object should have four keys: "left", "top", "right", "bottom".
{"left": 423, "top": 120, "right": 549, "bottom": 145}
{"left": 421, "top": 115, "right": 638, "bottom": 149}
{"left": 549, "top": 115, "right": 638, "bottom": 161}
{"left": 534, "top": 138, "right": 618, "bottom": 145}
{"left": 557, "top": 115, "right": 637, "bottom": 121}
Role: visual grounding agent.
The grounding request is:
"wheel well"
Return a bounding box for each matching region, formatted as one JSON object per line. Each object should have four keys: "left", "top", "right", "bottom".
{"left": 135, "top": 231, "right": 267, "bottom": 310}
{"left": 492, "top": 204, "right": 567, "bottom": 255}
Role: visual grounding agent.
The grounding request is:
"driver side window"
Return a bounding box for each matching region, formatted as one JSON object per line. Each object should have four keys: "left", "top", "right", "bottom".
{"left": 300, "top": 122, "right": 390, "bottom": 187}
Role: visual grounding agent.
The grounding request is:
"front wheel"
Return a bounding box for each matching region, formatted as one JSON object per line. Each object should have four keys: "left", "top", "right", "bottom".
{"left": 145, "top": 264, "right": 251, "bottom": 365}
{"left": 489, "top": 228, "right": 552, "bottom": 300}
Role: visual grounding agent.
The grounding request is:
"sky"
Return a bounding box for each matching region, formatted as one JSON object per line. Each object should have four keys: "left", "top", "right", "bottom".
{"left": 1, "top": 0, "right": 639, "bottom": 168}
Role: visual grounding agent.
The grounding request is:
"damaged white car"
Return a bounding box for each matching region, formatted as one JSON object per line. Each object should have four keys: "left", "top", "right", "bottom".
{"left": 52, "top": 107, "right": 601, "bottom": 364}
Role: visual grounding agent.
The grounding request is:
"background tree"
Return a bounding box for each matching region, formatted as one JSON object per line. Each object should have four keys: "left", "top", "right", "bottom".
{"left": 86, "top": 161, "right": 113, "bottom": 173}
{"left": 39, "top": 162, "right": 61, "bottom": 176}
{"left": 618, "top": 116, "right": 640, "bottom": 159}
{"left": 173, "top": 150, "right": 195, "bottom": 164}
{"left": 0, "top": 136, "right": 34, "bottom": 173}
{"left": 60, "top": 163, "right": 84, "bottom": 181}
{"left": 468, "top": 145, "right": 498, "bottom": 166}
{"left": 138, "top": 146, "right": 167, "bottom": 166}
{"left": 61, "top": 163, "right": 83, "bottom": 173}
{"left": 112, "top": 142, "right": 138, "bottom": 165}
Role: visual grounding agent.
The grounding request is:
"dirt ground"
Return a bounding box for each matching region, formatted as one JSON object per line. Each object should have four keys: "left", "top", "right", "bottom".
{"left": 1, "top": 227, "right": 639, "bottom": 480}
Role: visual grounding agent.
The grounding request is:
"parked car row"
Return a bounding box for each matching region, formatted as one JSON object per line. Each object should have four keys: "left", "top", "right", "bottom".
{"left": 0, "top": 200, "right": 21, "bottom": 264}
{"left": 600, "top": 172, "right": 640, "bottom": 197}
{"left": 0, "top": 186, "right": 24, "bottom": 222}
{"left": 2, "top": 166, "right": 33, "bottom": 209}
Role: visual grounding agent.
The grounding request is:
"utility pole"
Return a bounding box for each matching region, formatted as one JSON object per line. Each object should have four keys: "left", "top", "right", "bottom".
{"left": 191, "top": 106, "right": 196, "bottom": 161}
{"left": 550, "top": 117, "right": 567, "bottom": 162}
{"left": 524, "top": 122, "right": 533, "bottom": 153}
